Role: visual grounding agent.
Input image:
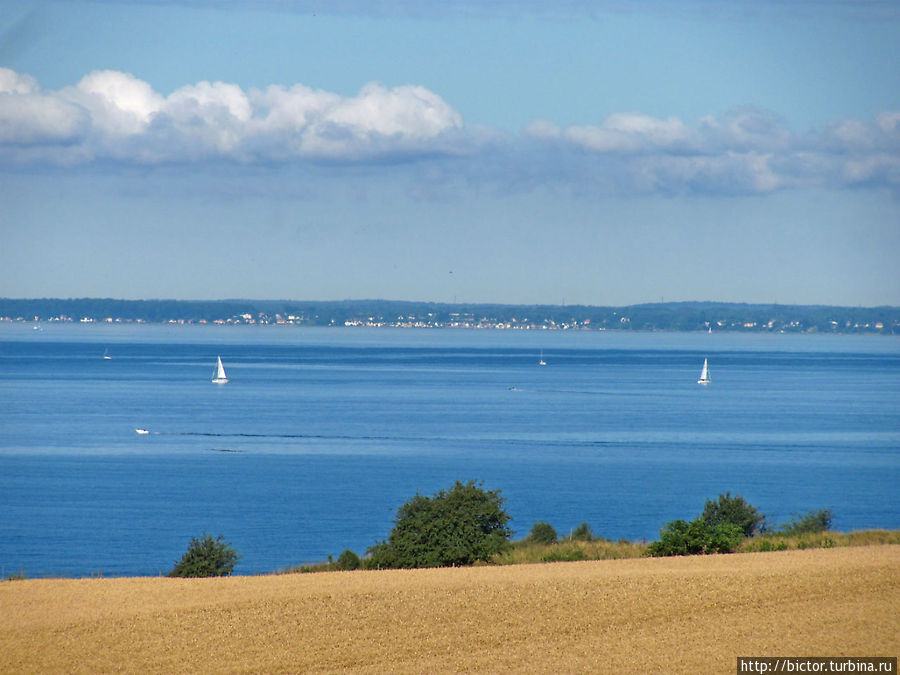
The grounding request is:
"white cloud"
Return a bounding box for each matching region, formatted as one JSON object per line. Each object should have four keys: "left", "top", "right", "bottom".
{"left": 561, "top": 114, "right": 692, "bottom": 154}
{"left": 0, "top": 69, "right": 464, "bottom": 164}
{"left": 0, "top": 92, "right": 88, "bottom": 146}
{"left": 154, "top": 81, "right": 254, "bottom": 157}
{"left": 0, "top": 67, "right": 88, "bottom": 146}
{"left": 326, "top": 83, "right": 461, "bottom": 138}
{"left": 292, "top": 82, "right": 464, "bottom": 159}
{"left": 0, "top": 67, "right": 39, "bottom": 95}
{"left": 525, "top": 107, "right": 900, "bottom": 195}
{"left": 0, "top": 68, "right": 897, "bottom": 196}
{"left": 71, "top": 70, "right": 164, "bottom": 130}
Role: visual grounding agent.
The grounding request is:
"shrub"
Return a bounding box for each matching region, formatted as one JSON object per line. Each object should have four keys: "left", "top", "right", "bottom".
{"left": 570, "top": 522, "right": 595, "bottom": 542}
{"left": 779, "top": 509, "right": 833, "bottom": 535}
{"left": 168, "top": 534, "right": 239, "bottom": 578}
{"left": 702, "top": 492, "right": 767, "bottom": 537}
{"left": 646, "top": 518, "right": 743, "bottom": 557}
{"left": 527, "top": 521, "right": 558, "bottom": 545}
{"left": 336, "top": 549, "right": 361, "bottom": 571}
{"left": 365, "top": 541, "right": 398, "bottom": 570}
{"left": 366, "top": 480, "right": 512, "bottom": 569}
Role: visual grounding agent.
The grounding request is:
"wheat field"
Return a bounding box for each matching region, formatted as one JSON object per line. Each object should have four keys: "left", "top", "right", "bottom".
{"left": 1, "top": 546, "right": 897, "bottom": 673}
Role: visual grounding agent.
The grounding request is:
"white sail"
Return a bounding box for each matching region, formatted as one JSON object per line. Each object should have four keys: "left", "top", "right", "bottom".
{"left": 539, "top": 349, "right": 547, "bottom": 366}
{"left": 698, "top": 358, "right": 710, "bottom": 384}
{"left": 212, "top": 356, "right": 229, "bottom": 383}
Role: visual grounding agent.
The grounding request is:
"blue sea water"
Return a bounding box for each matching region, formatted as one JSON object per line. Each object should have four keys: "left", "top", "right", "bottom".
{"left": 1, "top": 323, "right": 898, "bottom": 577}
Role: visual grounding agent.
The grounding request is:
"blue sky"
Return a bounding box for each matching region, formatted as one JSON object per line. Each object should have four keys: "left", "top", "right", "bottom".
{"left": 1, "top": 0, "right": 898, "bottom": 306}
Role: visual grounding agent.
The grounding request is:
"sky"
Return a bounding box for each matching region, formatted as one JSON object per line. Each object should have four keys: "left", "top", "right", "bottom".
{"left": 1, "top": 0, "right": 899, "bottom": 307}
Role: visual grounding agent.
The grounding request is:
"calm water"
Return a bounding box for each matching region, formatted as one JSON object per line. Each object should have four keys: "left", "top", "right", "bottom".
{"left": 1, "top": 324, "right": 898, "bottom": 577}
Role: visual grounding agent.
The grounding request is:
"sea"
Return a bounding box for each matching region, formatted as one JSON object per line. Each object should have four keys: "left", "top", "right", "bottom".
{"left": 1, "top": 323, "right": 898, "bottom": 577}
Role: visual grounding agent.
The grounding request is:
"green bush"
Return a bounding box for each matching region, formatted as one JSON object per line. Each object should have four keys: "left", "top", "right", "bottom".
{"left": 527, "top": 521, "right": 558, "bottom": 545}
{"left": 779, "top": 509, "right": 833, "bottom": 535}
{"left": 367, "top": 480, "right": 512, "bottom": 569}
{"left": 366, "top": 541, "right": 398, "bottom": 570}
{"left": 570, "top": 522, "right": 595, "bottom": 542}
{"left": 701, "top": 492, "right": 767, "bottom": 537}
{"left": 646, "top": 518, "right": 743, "bottom": 557}
{"left": 168, "top": 534, "right": 240, "bottom": 578}
{"left": 336, "top": 549, "right": 361, "bottom": 571}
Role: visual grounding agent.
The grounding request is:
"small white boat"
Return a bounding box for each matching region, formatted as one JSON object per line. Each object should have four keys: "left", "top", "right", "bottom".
{"left": 212, "top": 355, "right": 229, "bottom": 384}
{"left": 135, "top": 428, "right": 150, "bottom": 435}
{"left": 539, "top": 350, "right": 547, "bottom": 366}
{"left": 103, "top": 348, "right": 112, "bottom": 360}
{"left": 697, "top": 358, "right": 711, "bottom": 385}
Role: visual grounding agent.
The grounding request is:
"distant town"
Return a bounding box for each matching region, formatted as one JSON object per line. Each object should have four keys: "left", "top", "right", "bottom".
{"left": 1, "top": 298, "right": 898, "bottom": 334}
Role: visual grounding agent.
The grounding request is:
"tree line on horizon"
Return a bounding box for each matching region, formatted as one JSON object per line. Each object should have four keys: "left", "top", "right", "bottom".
{"left": 1, "top": 298, "right": 898, "bottom": 333}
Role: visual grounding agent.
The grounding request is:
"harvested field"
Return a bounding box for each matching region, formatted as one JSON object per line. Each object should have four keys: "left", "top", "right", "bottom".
{"left": 1, "top": 546, "right": 897, "bottom": 673}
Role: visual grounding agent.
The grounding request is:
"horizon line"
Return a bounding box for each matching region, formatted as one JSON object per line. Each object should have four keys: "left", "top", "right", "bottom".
{"left": 2, "top": 297, "right": 899, "bottom": 311}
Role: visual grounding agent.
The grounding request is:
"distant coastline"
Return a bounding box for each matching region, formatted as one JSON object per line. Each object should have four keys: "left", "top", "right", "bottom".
{"left": 2, "top": 298, "right": 898, "bottom": 334}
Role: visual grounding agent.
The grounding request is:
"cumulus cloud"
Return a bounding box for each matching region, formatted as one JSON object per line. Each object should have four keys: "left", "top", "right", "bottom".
{"left": 0, "top": 68, "right": 39, "bottom": 95}
{"left": 0, "top": 67, "right": 898, "bottom": 196}
{"left": 0, "top": 68, "right": 464, "bottom": 164}
{"left": 0, "top": 68, "right": 89, "bottom": 146}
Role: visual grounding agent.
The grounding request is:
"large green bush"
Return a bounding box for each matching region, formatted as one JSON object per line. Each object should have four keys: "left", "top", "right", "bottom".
{"left": 168, "top": 534, "right": 239, "bottom": 577}
{"left": 646, "top": 518, "right": 743, "bottom": 557}
{"left": 367, "top": 480, "right": 512, "bottom": 569}
{"left": 702, "top": 492, "right": 767, "bottom": 537}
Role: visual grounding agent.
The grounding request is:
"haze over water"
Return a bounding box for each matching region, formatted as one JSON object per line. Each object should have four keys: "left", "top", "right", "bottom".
{"left": 1, "top": 324, "right": 897, "bottom": 577}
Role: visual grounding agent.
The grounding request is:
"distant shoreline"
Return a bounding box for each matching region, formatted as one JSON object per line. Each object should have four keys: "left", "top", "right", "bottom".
{"left": 2, "top": 298, "right": 898, "bottom": 334}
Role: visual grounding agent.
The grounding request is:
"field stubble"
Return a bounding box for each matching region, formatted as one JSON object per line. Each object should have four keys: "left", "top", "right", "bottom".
{"left": 1, "top": 546, "right": 897, "bottom": 673}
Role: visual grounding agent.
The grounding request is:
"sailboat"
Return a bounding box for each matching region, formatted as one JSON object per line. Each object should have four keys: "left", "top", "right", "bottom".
{"left": 539, "top": 349, "right": 547, "bottom": 366}
{"left": 212, "top": 356, "right": 229, "bottom": 384}
{"left": 103, "top": 348, "right": 112, "bottom": 360}
{"left": 697, "top": 358, "right": 711, "bottom": 385}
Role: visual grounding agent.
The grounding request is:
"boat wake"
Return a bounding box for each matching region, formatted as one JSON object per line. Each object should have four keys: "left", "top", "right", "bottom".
{"left": 134, "top": 429, "right": 632, "bottom": 451}
{"left": 155, "top": 430, "right": 410, "bottom": 442}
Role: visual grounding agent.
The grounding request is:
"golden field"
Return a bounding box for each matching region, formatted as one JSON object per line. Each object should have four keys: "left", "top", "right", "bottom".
{"left": 1, "top": 545, "right": 897, "bottom": 674}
